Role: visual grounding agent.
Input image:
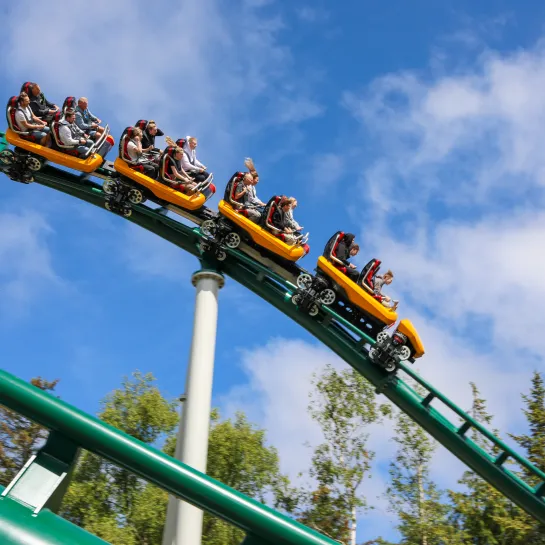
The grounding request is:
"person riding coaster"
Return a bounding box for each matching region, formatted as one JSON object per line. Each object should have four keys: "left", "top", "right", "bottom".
{"left": 2, "top": 95, "right": 112, "bottom": 182}
{"left": 291, "top": 230, "right": 424, "bottom": 372}
{"left": 199, "top": 161, "right": 309, "bottom": 264}
{"left": 163, "top": 136, "right": 215, "bottom": 199}
{"left": 107, "top": 127, "right": 215, "bottom": 218}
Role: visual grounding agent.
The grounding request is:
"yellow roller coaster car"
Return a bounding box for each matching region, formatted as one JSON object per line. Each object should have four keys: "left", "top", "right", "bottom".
{"left": 218, "top": 199, "right": 306, "bottom": 262}
{"left": 317, "top": 256, "right": 397, "bottom": 326}
{"left": 397, "top": 319, "right": 425, "bottom": 359}
{"left": 5, "top": 128, "right": 104, "bottom": 173}
{"left": 114, "top": 157, "right": 206, "bottom": 211}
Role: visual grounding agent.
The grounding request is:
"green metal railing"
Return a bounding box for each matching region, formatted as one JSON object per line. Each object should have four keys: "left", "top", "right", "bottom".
{"left": 0, "top": 159, "right": 544, "bottom": 541}
{"left": 0, "top": 131, "right": 7, "bottom": 153}
{"left": 0, "top": 486, "right": 109, "bottom": 545}
{"left": 0, "top": 370, "right": 338, "bottom": 545}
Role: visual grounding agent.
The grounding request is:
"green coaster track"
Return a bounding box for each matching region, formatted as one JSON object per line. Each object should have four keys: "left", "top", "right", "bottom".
{"left": 0, "top": 133, "right": 544, "bottom": 544}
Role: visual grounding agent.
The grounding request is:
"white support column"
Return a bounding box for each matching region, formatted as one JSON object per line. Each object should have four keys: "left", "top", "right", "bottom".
{"left": 162, "top": 269, "right": 225, "bottom": 545}
{"left": 162, "top": 395, "right": 187, "bottom": 545}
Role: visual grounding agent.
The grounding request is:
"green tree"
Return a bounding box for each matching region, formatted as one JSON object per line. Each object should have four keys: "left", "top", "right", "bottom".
{"left": 386, "top": 397, "right": 461, "bottom": 545}
{"left": 201, "top": 409, "right": 291, "bottom": 545}
{"left": 510, "top": 371, "right": 545, "bottom": 543}
{"left": 510, "top": 371, "right": 545, "bottom": 478}
{"left": 0, "top": 377, "right": 59, "bottom": 487}
{"left": 449, "top": 383, "right": 531, "bottom": 544}
{"left": 130, "top": 408, "right": 291, "bottom": 545}
{"left": 297, "top": 364, "right": 387, "bottom": 545}
{"left": 61, "top": 371, "right": 178, "bottom": 545}
{"left": 61, "top": 372, "right": 290, "bottom": 545}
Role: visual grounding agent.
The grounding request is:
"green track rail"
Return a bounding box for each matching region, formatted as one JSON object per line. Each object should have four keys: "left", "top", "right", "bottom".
{"left": 0, "top": 155, "right": 544, "bottom": 538}
{"left": 0, "top": 370, "right": 339, "bottom": 545}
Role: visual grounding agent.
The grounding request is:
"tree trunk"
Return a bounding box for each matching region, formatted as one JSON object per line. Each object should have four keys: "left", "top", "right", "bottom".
{"left": 350, "top": 504, "right": 357, "bottom": 545}
{"left": 417, "top": 463, "right": 427, "bottom": 545}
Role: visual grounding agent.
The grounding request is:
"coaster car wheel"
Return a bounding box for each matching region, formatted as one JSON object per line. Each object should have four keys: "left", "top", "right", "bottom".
{"left": 308, "top": 304, "right": 320, "bottom": 317}
{"left": 383, "top": 361, "right": 396, "bottom": 373}
{"left": 104, "top": 201, "right": 112, "bottom": 211}
{"left": 376, "top": 331, "right": 390, "bottom": 347}
{"left": 0, "top": 150, "right": 15, "bottom": 165}
{"left": 396, "top": 345, "right": 411, "bottom": 361}
{"left": 26, "top": 156, "right": 42, "bottom": 171}
{"left": 122, "top": 206, "right": 132, "bottom": 218}
{"left": 291, "top": 293, "right": 303, "bottom": 306}
{"left": 319, "top": 289, "right": 336, "bottom": 306}
{"left": 216, "top": 249, "right": 227, "bottom": 261}
{"left": 201, "top": 219, "right": 217, "bottom": 238}
{"left": 296, "top": 273, "right": 313, "bottom": 290}
{"left": 103, "top": 179, "right": 118, "bottom": 195}
{"left": 224, "top": 232, "right": 241, "bottom": 249}
{"left": 128, "top": 188, "right": 144, "bottom": 204}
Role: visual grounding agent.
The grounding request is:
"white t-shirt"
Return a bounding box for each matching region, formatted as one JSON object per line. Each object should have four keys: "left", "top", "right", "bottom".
{"left": 127, "top": 140, "right": 140, "bottom": 162}
{"left": 14, "top": 107, "right": 33, "bottom": 129}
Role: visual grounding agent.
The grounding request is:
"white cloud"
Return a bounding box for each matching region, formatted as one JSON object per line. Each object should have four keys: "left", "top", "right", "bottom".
{"left": 337, "top": 40, "right": 545, "bottom": 363}
{"left": 372, "top": 211, "right": 545, "bottom": 358}
{"left": 3, "top": 0, "right": 323, "bottom": 168}
{"left": 343, "top": 39, "right": 545, "bottom": 224}
{"left": 219, "top": 338, "right": 339, "bottom": 478}
{"left": 308, "top": 152, "right": 346, "bottom": 194}
{"left": 0, "top": 210, "right": 62, "bottom": 315}
{"left": 295, "top": 7, "right": 329, "bottom": 24}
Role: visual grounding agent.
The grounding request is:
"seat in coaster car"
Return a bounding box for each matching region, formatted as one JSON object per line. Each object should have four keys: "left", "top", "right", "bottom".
{"left": 119, "top": 127, "right": 138, "bottom": 164}
{"left": 6, "top": 96, "right": 36, "bottom": 142}
{"left": 134, "top": 119, "right": 148, "bottom": 131}
{"left": 20, "top": 82, "right": 33, "bottom": 95}
{"left": 328, "top": 231, "right": 347, "bottom": 269}
{"left": 224, "top": 172, "right": 248, "bottom": 216}
{"left": 62, "top": 97, "right": 77, "bottom": 114}
{"left": 359, "top": 259, "right": 381, "bottom": 293}
{"left": 119, "top": 126, "right": 156, "bottom": 175}
{"left": 159, "top": 146, "right": 185, "bottom": 189}
{"left": 262, "top": 195, "right": 283, "bottom": 234}
{"left": 159, "top": 146, "right": 174, "bottom": 182}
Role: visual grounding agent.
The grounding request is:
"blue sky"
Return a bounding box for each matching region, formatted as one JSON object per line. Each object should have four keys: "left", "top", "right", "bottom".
{"left": 2, "top": 0, "right": 545, "bottom": 541}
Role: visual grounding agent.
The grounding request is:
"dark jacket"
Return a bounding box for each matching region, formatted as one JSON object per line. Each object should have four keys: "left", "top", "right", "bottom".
{"left": 142, "top": 127, "right": 164, "bottom": 151}
{"left": 271, "top": 205, "right": 289, "bottom": 232}
{"left": 334, "top": 233, "right": 356, "bottom": 266}
{"left": 29, "top": 93, "right": 56, "bottom": 120}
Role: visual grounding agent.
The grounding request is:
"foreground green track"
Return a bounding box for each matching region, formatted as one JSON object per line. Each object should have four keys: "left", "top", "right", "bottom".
{"left": 0, "top": 154, "right": 544, "bottom": 542}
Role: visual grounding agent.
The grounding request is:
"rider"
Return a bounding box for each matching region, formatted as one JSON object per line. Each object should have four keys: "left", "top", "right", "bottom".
{"left": 140, "top": 120, "right": 164, "bottom": 153}
{"left": 161, "top": 144, "right": 198, "bottom": 193}
{"left": 181, "top": 137, "right": 211, "bottom": 184}
{"left": 285, "top": 197, "right": 303, "bottom": 231}
{"left": 58, "top": 108, "right": 93, "bottom": 156}
{"left": 373, "top": 270, "right": 398, "bottom": 310}
{"left": 234, "top": 172, "right": 262, "bottom": 222}
{"left": 22, "top": 82, "right": 59, "bottom": 122}
{"left": 14, "top": 92, "right": 50, "bottom": 146}
{"left": 246, "top": 160, "right": 266, "bottom": 212}
{"left": 269, "top": 196, "right": 300, "bottom": 245}
{"left": 75, "top": 97, "right": 105, "bottom": 139}
{"left": 126, "top": 127, "right": 158, "bottom": 178}
{"left": 326, "top": 232, "right": 360, "bottom": 282}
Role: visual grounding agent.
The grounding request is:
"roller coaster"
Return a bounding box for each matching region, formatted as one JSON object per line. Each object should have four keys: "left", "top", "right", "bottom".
{"left": 0, "top": 123, "right": 544, "bottom": 545}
